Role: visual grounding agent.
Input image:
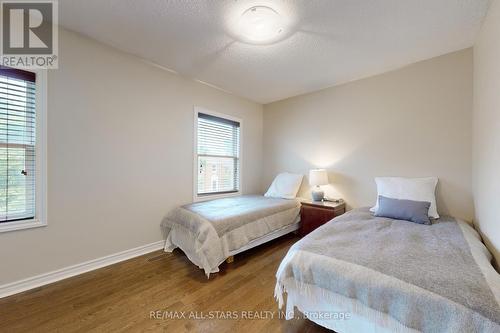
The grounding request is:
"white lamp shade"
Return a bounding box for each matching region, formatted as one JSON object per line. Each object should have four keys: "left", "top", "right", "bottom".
{"left": 309, "top": 169, "right": 329, "bottom": 186}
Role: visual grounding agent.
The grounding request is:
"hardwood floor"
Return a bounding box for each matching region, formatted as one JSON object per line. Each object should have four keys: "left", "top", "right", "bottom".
{"left": 0, "top": 234, "right": 331, "bottom": 333}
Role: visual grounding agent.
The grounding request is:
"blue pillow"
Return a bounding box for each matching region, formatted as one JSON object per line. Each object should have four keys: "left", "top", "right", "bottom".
{"left": 375, "top": 195, "right": 432, "bottom": 225}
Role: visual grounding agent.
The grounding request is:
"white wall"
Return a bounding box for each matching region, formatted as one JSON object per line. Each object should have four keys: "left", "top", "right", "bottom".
{"left": 0, "top": 29, "right": 263, "bottom": 285}
{"left": 473, "top": 0, "right": 500, "bottom": 267}
{"left": 263, "top": 49, "right": 473, "bottom": 221}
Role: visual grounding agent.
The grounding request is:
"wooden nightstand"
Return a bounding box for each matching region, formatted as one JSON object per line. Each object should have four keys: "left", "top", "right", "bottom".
{"left": 299, "top": 199, "right": 346, "bottom": 236}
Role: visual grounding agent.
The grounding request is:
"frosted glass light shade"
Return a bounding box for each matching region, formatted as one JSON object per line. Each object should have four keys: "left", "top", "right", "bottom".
{"left": 309, "top": 169, "right": 328, "bottom": 186}
{"left": 237, "top": 6, "right": 284, "bottom": 44}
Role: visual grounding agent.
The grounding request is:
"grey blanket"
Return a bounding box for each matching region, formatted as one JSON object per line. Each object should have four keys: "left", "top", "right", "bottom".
{"left": 162, "top": 195, "right": 300, "bottom": 276}
{"left": 275, "top": 208, "right": 500, "bottom": 332}
{"left": 178, "top": 195, "right": 299, "bottom": 236}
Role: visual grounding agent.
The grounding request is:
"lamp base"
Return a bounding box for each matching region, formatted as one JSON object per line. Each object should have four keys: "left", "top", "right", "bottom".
{"left": 311, "top": 190, "right": 324, "bottom": 202}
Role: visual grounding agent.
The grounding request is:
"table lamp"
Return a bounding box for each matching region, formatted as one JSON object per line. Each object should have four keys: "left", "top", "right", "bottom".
{"left": 309, "top": 169, "right": 328, "bottom": 201}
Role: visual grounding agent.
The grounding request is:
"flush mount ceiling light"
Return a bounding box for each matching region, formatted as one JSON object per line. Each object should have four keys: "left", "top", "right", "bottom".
{"left": 236, "top": 6, "right": 285, "bottom": 44}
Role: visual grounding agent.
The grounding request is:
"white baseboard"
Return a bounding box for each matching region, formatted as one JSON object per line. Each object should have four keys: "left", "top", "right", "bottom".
{"left": 0, "top": 240, "right": 164, "bottom": 299}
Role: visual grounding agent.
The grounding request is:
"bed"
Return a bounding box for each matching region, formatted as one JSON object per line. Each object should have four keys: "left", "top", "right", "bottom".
{"left": 275, "top": 208, "right": 500, "bottom": 333}
{"left": 161, "top": 195, "right": 300, "bottom": 276}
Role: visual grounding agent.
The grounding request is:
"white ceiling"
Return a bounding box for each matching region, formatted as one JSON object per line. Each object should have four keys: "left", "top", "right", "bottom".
{"left": 59, "top": 0, "right": 491, "bottom": 104}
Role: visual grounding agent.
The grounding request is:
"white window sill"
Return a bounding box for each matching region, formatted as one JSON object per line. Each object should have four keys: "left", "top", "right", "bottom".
{"left": 0, "top": 219, "right": 47, "bottom": 233}
{"left": 194, "top": 191, "right": 241, "bottom": 202}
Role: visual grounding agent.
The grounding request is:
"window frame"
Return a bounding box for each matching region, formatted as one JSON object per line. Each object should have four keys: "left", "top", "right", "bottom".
{"left": 0, "top": 68, "right": 47, "bottom": 233}
{"left": 193, "top": 106, "right": 242, "bottom": 202}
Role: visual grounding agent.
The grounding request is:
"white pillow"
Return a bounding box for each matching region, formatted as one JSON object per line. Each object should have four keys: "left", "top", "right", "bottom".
{"left": 264, "top": 173, "right": 303, "bottom": 199}
{"left": 370, "top": 177, "right": 439, "bottom": 219}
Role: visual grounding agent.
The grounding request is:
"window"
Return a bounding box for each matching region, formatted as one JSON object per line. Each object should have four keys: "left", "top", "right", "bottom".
{"left": 0, "top": 66, "right": 46, "bottom": 232}
{"left": 195, "top": 109, "right": 241, "bottom": 198}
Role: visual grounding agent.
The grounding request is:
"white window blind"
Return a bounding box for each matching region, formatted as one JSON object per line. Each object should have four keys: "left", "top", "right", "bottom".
{"left": 0, "top": 67, "right": 36, "bottom": 222}
{"left": 197, "top": 112, "right": 240, "bottom": 196}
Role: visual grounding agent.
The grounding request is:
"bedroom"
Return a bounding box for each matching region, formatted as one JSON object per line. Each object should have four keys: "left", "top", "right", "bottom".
{"left": 0, "top": 0, "right": 499, "bottom": 332}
